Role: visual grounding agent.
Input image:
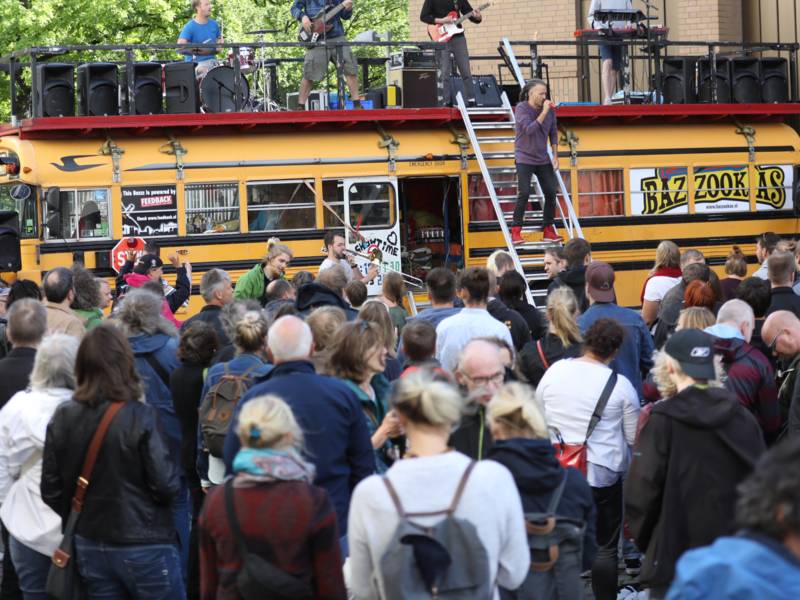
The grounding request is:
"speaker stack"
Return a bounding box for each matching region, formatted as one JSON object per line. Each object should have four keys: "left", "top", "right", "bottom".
{"left": 761, "top": 57, "right": 789, "bottom": 103}
{"left": 661, "top": 57, "right": 696, "bottom": 104}
{"left": 121, "top": 63, "right": 163, "bottom": 115}
{"left": 77, "top": 63, "right": 119, "bottom": 116}
{"left": 33, "top": 63, "right": 75, "bottom": 117}
{"left": 165, "top": 62, "right": 199, "bottom": 114}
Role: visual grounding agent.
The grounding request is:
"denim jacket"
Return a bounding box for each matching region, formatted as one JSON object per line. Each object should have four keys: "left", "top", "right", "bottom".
{"left": 290, "top": 0, "right": 352, "bottom": 39}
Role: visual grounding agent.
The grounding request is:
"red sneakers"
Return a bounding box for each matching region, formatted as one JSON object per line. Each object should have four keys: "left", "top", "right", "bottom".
{"left": 511, "top": 226, "right": 525, "bottom": 245}
{"left": 542, "top": 225, "right": 563, "bottom": 242}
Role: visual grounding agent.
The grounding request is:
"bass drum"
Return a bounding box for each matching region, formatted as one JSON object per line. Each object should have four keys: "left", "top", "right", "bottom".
{"left": 199, "top": 65, "right": 250, "bottom": 113}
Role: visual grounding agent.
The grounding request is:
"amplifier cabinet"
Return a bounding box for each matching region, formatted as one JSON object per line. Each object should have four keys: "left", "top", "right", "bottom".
{"left": 388, "top": 68, "right": 438, "bottom": 108}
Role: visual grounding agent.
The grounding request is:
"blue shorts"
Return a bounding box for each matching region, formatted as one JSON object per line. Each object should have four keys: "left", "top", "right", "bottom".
{"left": 599, "top": 44, "right": 623, "bottom": 71}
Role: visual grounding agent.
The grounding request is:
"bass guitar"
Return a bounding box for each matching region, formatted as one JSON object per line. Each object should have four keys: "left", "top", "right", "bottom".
{"left": 427, "top": 2, "right": 491, "bottom": 43}
{"left": 297, "top": 2, "right": 349, "bottom": 43}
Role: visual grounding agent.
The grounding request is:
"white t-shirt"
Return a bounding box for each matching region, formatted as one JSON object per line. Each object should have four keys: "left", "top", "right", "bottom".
{"left": 535, "top": 358, "right": 639, "bottom": 487}
{"left": 318, "top": 256, "right": 354, "bottom": 281}
{"left": 643, "top": 275, "right": 681, "bottom": 302}
{"left": 436, "top": 308, "right": 514, "bottom": 372}
{"left": 347, "top": 451, "right": 529, "bottom": 599}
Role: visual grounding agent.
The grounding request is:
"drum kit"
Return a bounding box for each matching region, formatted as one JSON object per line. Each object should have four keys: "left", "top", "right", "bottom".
{"left": 194, "top": 29, "right": 282, "bottom": 113}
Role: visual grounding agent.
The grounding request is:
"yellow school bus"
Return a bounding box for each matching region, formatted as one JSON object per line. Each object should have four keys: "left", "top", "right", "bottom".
{"left": 0, "top": 105, "right": 798, "bottom": 314}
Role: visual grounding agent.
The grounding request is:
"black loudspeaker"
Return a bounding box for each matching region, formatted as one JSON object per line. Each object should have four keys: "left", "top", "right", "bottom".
{"left": 77, "top": 63, "right": 119, "bottom": 116}
{"left": 731, "top": 57, "right": 761, "bottom": 103}
{"left": 364, "top": 88, "right": 386, "bottom": 109}
{"left": 761, "top": 57, "right": 789, "bottom": 103}
{"left": 121, "top": 62, "right": 163, "bottom": 115}
{"left": 0, "top": 212, "right": 21, "bottom": 272}
{"left": 661, "top": 57, "right": 696, "bottom": 103}
{"left": 698, "top": 57, "right": 732, "bottom": 103}
{"left": 33, "top": 63, "right": 74, "bottom": 117}
{"left": 451, "top": 75, "right": 502, "bottom": 106}
{"left": 388, "top": 68, "right": 438, "bottom": 108}
{"left": 501, "top": 83, "right": 521, "bottom": 104}
{"left": 165, "top": 62, "right": 199, "bottom": 114}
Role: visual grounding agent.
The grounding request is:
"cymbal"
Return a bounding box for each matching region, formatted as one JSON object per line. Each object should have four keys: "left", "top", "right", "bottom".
{"left": 245, "top": 29, "right": 279, "bottom": 35}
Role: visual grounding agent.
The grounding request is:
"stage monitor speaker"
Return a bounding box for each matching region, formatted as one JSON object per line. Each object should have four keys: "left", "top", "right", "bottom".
{"left": 165, "top": 62, "right": 199, "bottom": 114}
{"left": 661, "top": 57, "right": 696, "bottom": 103}
{"left": 451, "top": 75, "right": 502, "bottom": 106}
{"left": 387, "top": 68, "right": 438, "bottom": 108}
{"left": 0, "top": 211, "right": 21, "bottom": 272}
{"left": 761, "top": 57, "right": 789, "bottom": 103}
{"left": 731, "top": 57, "right": 761, "bottom": 103}
{"left": 77, "top": 63, "right": 118, "bottom": 116}
{"left": 501, "top": 83, "right": 522, "bottom": 104}
{"left": 33, "top": 63, "right": 74, "bottom": 117}
{"left": 698, "top": 57, "right": 732, "bottom": 103}
{"left": 121, "top": 62, "right": 163, "bottom": 115}
{"left": 365, "top": 87, "right": 386, "bottom": 109}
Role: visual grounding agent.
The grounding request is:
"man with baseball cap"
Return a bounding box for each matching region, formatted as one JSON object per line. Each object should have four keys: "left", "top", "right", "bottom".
{"left": 625, "top": 328, "right": 766, "bottom": 597}
{"left": 578, "top": 261, "right": 654, "bottom": 399}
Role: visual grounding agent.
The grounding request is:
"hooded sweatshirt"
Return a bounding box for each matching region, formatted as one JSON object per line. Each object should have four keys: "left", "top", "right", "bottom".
{"left": 706, "top": 326, "right": 780, "bottom": 443}
{"left": 547, "top": 267, "right": 588, "bottom": 313}
{"left": 295, "top": 283, "right": 358, "bottom": 320}
{"left": 488, "top": 438, "right": 597, "bottom": 570}
{"left": 123, "top": 272, "right": 182, "bottom": 329}
{"left": 625, "top": 385, "right": 766, "bottom": 590}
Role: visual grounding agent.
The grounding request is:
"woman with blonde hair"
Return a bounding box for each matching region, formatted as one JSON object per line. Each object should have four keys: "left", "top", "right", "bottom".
{"left": 641, "top": 240, "right": 682, "bottom": 326}
{"left": 487, "top": 383, "right": 597, "bottom": 599}
{"left": 198, "top": 394, "right": 346, "bottom": 599}
{"left": 234, "top": 237, "right": 293, "bottom": 306}
{"left": 676, "top": 306, "right": 715, "bottom": 331}
{"left": 516, "top": 286, "right": 582, "bottom": 386}
{"left": 347, "top": 370, "right": 529, "bottom": 599}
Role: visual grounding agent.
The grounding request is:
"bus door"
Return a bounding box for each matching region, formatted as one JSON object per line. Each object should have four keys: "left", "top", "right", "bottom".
{"left": 343, "top": 177, "right": 400, "bottom": 296}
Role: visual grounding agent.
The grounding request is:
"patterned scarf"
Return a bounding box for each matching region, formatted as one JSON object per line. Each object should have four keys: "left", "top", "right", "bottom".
{"left": 233, "top": 447, "right": 316, "bottom": 485}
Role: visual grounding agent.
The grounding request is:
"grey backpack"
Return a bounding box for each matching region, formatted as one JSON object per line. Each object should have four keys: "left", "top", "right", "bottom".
{"left": 378, "top": 461, "right": 493, "bottom": 599}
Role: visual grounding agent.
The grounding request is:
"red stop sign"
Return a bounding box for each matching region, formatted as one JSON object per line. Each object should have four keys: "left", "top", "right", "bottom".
{"left": 110, "top": 237, "right": 146, "bottom": 273}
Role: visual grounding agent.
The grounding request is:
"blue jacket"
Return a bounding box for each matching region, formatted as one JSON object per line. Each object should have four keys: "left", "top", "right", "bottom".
{"left": 290, "top": 0, "right": 352, "bottom": 39}
{"left": 196, "top": 353, "right": 272, "bottom": 481}
{"left": 667, "top": 533, "right": 800, "bottom": 599}
{"left": 129, "top": 333, "right": 182, "bottom": 458}
{"left": 578, "top": 302, "right": 654, "bottom": 399}
{"left": 223, "top": 360, "right": 375, "bottom": 530}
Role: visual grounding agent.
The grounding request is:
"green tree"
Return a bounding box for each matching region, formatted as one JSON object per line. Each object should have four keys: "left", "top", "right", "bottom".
{"left": 0, "top": 0, "right": 409, "bottom": 120}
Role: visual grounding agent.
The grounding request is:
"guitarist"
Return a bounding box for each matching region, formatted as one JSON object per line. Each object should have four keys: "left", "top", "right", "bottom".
{"left": 290, "top": 0, "right": 364, "bottom": 109}
{"left": 420, "top": 0, "right": 483, "bottom": 107}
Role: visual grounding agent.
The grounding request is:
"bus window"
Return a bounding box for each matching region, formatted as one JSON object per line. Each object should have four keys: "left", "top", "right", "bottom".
{"left": 185, "top": 182, "right": 240, "bottom": 234}
{"left": 347, "top": 181, "right": 394, "bottom": 229}
{"left": 322, "top": 180, "right": 344, "bottom": 228}
{"left": 0, "top": 183, "right": 37, "bottom": 238}
{"left": 247, "top": 180, "right": 315, "bottom": 231}
{"left": 578, "top": 170, "right": 624, "bottom": 216}
{"left": 44, "top": 188, "right": 110, "bottom": 241}
{"left": 468, "top": 172, "right": 516, "bottom": 222}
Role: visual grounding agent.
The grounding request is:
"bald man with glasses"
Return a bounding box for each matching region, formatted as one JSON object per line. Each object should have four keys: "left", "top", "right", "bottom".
{"left": 763, "top": 310, "right": 800, "bottom": 438}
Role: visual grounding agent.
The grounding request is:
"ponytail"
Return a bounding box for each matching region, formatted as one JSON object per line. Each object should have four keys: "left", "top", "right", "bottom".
{"left": 546, "top": 286, "right": 582, "bottom": 347}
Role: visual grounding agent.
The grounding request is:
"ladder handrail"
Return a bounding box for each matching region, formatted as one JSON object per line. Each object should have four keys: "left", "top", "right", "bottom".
{"left": 456, "top": 91, "right": 534, "bottom": 306}
{"left": 502, "top": 37, "right": 583, "bottom": 240}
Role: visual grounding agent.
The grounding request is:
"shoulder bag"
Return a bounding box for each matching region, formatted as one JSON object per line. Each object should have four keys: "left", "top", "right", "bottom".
{"left": 46, "top": 401, "right": 124, "bottom": 600}
{"left": 553, "top": 371, "right": 617, "bottom": 475}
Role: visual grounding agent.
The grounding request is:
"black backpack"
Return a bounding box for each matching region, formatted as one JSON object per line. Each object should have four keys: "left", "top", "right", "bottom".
{"left": 224, "top": 479, "right": 313, "bottom": 600}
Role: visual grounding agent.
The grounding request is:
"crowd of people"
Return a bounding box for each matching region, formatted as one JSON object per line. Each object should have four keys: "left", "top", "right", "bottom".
{"left": 0, "top": 229, "right": 799, "bottom": 599}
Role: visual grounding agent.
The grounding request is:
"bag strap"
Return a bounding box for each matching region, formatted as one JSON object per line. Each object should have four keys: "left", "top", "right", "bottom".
{"left": 382, "top": 460, "right": 477, "bottom": 519}
{"left": 536, "top": 339, "right": 550, "bottom": 370}
{"left": 143, "top": 353, "right": 170, "bottom": 387}
{"left": 224, "top": 478, "right": 250, "bottom": 558}
{"left": 72, "top": 402, "right": 124, "bottom": 514}
{"left": 382, "top": 476, "right": 406, "bottom": 518}
{"left": 584, "top": 372, "right": 618, "bottom": 443}
{"left": 546, "top": 470, "right": 569, "bottom": 515}
{"left": 447, "top": 461, "right": 476, "bottom": 515}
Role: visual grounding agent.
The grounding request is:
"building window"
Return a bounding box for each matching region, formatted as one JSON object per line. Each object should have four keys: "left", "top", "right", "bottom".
{"left": 323, "top": 180, "right": 395, "bottom": 229}
{"left": 578, "top": 170, "right": 624, "bottom": 216}
{"left": 185, "top": 182, "right": 240, "bottom": 234}
{"left": 45, "top": 188, "right": 110, "bottom": 241}
{"left": 247, "top": 180, "right": 315, "bottom": 231}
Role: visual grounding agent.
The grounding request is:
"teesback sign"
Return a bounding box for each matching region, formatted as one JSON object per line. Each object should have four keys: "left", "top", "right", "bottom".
{"left": 110, "top": 237, "right": 145, "bottom": 273}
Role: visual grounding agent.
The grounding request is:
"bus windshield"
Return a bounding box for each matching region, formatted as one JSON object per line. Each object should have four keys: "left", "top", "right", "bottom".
{"left": 0, "top": 183, "right": 37, "bottom": 237}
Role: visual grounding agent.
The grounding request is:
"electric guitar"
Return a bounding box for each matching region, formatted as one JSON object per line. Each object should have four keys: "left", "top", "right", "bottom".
{"left": 427, "top": 2, "right": 491, "bottom": 43}
{"left": 297, "top": 2, "right": 349, "bottom": 43}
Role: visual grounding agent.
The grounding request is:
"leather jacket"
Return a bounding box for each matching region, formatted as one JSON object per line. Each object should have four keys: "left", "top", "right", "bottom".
{"left": 41, "top": 399, "right": 181, "bottom": 545}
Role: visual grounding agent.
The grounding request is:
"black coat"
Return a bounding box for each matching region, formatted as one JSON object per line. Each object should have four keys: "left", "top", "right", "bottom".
{"left": 449, "top": 404, "right": 492, "bottom": 460}
{"left": 295, "top": 283, "right": 358, "bottom": 320}
{"left": 488, "top": 438, "right": 597, "bottom": 570}
{"left": 41, "top": 399, "right": 181, "bottom": 545}
{"left": 547, "top": 267, "right": 589, "bottom": 313}
{"left": 183, "top": 305, "right": 230, "bottom": 348}
{"left": 766, "top": 286, "right": 800, "bottom": 319}
{"left": 517, "top": 333, "right": 582, "bottom": 386}
{"left": 625, "top": 385, "right": 766, "bottom": 589}
{"left": 487, "top": 299, "right": 531, "bottom": 351}
{"left": 0, "top": 347, "right": 36, "bottom": 409}
{"left": 169, "top": 362, "right": 206, "bottom": 483}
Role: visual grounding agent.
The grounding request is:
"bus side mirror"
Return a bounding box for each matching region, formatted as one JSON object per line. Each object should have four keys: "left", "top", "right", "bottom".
{"left": 45, "top": 186, "right": 63, "bottom": 237}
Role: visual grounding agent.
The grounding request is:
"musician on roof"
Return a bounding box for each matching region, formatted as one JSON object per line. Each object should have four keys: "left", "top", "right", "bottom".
{"left": 291, "top": 0, "right": 363, "bottom": 109}
{"left": 420, "top": 0, "right": 483, "bottom": 107}
{"left": 177, "top": 0, "right": 223, "bottom": 73}
{"left": 588, "top": 0, "right": 633, "bottom": 104}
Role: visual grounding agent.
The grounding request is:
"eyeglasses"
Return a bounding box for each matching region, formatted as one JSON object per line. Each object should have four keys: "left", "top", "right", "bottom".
{"left": 768, "top": 329, "right": 786, "bottom": 353}
{"left": 462, "top": 371, "right": 505, "bottom": 387}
